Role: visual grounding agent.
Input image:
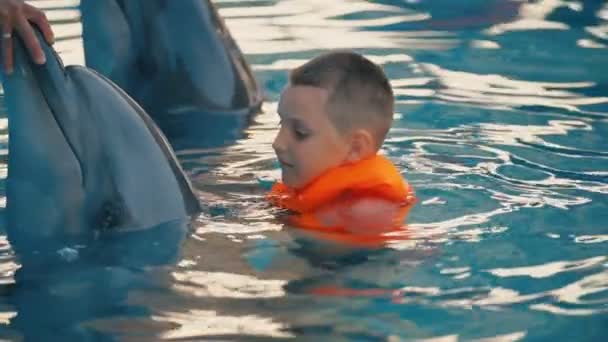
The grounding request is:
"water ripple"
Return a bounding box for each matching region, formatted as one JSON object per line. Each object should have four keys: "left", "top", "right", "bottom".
{"left": 393, "top": 64, "right": 608, "bottom": 113}
{"left": 486, "top": 256, "right": 606, "bottom": 279}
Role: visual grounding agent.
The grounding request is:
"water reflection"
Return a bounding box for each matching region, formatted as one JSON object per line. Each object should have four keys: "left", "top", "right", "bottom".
{"left": 171, "top": 271, "right": 286, "bottom": 298}
{"left": 393, "top": 64, "right": 608, "bottom": 112}
{"left": 152, "top": 310, "right": 292, "bottom": 339}
{"left": 487, "top": 256, "right": 606, "bottom": 278}
{"left": 485, "top": 0, "right": 571, "bottom": 34}
{"left": 218, "top": 0, "right": 457, "bottom": 54}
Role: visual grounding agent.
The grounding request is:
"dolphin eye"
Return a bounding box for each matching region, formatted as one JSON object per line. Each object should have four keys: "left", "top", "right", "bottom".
{"left": 97, "top": 201, "right": 125, "bottom": 230}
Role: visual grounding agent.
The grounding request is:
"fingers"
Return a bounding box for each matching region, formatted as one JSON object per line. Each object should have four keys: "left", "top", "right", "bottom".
{"left": 24, "top": 4, "right": 53, "bottom": 45}
{"left": 0, "top": 1, "right": 54, "bottom": 74}
{"left": 2, "top": 19, "right": 13, "bottom": 74}
{"left": 15, "top": 14, "right": 45, "bottom": 65}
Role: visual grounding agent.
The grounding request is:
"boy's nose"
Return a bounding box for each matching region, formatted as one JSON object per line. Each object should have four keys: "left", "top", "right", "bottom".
{"left": 272, "top": 128, "right": 286, "bottom": 153}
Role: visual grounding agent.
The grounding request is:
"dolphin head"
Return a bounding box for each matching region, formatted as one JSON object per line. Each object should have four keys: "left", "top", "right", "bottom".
{"left": 80, "top": 0, "right": 263, "bottom": 150}
{"left": 1, "top": 29, "right": 200, "bottom": 253}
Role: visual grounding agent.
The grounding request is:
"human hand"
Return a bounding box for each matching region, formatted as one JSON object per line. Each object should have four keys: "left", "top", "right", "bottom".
{"left": 315, "top": 197, "right": 403, "bottom": 234}
{"left": 0, "top": 0, "right": 54, "bottom": 74}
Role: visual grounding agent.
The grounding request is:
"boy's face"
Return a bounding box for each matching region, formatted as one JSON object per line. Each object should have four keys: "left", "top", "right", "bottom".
{"left": 273, "top": 85, "right": 351, "bottom": 189}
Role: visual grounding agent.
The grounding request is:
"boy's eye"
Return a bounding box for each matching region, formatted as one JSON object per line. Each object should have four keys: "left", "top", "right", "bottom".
{"left": 294, "top": 129, "right": 309, "bottom": 140}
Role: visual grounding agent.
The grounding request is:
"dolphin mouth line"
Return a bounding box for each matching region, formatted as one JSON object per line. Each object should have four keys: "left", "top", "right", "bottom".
{"left": 31, "top": 63, "right": 87, "bottom": 187}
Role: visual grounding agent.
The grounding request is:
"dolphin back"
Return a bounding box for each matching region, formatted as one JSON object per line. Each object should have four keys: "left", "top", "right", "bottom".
{"left": 1, "top": 28, "right": 201, "bottom": 252}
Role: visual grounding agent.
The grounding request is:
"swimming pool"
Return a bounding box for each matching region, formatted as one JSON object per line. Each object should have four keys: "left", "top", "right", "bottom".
{"left": 0, "top": 0, "right": 606, "bottom": 340}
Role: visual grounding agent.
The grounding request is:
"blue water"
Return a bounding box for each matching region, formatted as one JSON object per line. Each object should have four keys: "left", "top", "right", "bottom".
{"left": 0, "top": 0, "right": 607, "bottom": 340}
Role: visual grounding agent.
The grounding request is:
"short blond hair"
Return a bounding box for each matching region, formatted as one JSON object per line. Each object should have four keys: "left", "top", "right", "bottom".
{"left": 289, "top": 51, "right": 394, "bottom": 148}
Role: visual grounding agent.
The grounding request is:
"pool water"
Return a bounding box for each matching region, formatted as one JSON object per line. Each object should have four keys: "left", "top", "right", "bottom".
{"left": 0, "top": 0, "right": 607, "bottom": 340}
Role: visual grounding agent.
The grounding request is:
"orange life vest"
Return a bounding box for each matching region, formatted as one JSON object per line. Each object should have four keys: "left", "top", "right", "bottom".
{"left": 267, "top": 155, "right": 415, "bottom": 243}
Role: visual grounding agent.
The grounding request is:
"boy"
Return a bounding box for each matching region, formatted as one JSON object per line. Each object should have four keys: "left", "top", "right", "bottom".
{"left": 268, "top": 51, "right": 416, "bottom": 235}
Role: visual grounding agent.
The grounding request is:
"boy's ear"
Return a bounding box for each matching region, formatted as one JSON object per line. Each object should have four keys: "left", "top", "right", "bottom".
{"left": 345, "top": 129, "right": 375, "bottom": 162}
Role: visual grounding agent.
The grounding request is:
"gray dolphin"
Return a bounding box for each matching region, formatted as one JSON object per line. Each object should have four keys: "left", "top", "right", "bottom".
{"left": 80, "top": 0, "right": 263, "bottom": 147}
{"left": 1, "top": 29, "right": 201, "bottom": 257}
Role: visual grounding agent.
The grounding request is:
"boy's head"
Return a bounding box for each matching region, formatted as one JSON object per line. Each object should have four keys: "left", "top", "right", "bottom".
{"left": 273, "top": 51, "right": 394, "bottom": 189}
